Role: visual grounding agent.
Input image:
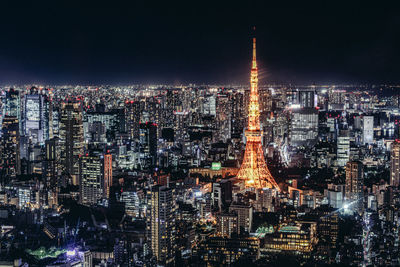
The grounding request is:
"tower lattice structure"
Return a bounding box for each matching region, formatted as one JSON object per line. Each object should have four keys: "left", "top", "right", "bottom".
{"left": 236, "top": 38, "right": 280, "bottom": 191}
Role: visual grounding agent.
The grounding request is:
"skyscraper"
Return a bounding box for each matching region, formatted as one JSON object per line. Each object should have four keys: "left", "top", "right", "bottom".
{"left": 215, "top": 93, "right": 231, "bottom": 143}
{"left": 103, "top": 153, "right": 113, "bottom": 199}
{"left": 289, "top": 108, "right": 319, "bottom": 146}
{"left": 231, "top": 92, "right": 245, "bottom": 139}
{"left": 236, "top": 38, "right": 279, "bottom": 190}
{"left": 43, "top": 95, "right": 53, "bottom": 141}
{"left": 337, "top": 130, "right": 350, "bottom": 167}
{"left": 44, "top": 138, "right": 60, "bottom": 207}
{"left": 147, "top": 185, "right": 176, "bottom": 266}
{"left": 24, "top": 89, "right": 45, "bottom": 144}
{"left": 345, "top": 161, "right": 364, "bottom": 214}
{"left": 139, "top": 122, "right": 157, "bottom": 169}
{"left": 362, "top": 116, "right": 374, "bottom": 145}
{"left": 390, "top": 140, "right": 400, "bottom": 187}
{"left": 291, "top": 89, "right": 316, "bottom": 108}
{"left": 125, "top": 100, "right": 143, "bottom": 140}
{"left": 0, "top": 116, "right": 20, "bottom": 183}
{"left": 3, "top": 89, "right": 20, "bottom": 117}
{"left": 60, "top": 101, "right": 84, "bottom": 185}
{"left": 44, "top": 138, "right": 60, "bottom": 190}
{"left": 79, "top": 154, "right": 103, "bottom": 206}
{"left": 3, "top": 89, "right": 21, "bottom": 135}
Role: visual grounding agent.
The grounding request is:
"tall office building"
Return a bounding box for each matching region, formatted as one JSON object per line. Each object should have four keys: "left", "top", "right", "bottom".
{"left": 121, "top": 191, "right": 141, "bottom": 218}
{"left": 44, "top": 138, "right": 60, "bottom": 190}
{"left": 52, "top": 107, "right": 60, "bottom": 138}
{"left": 145, "top": 97, "right": 162, "bottom": 137}
{"left": 362, "top": 116, "right": 374, "bottom": 145}
{"left": 0, "top": 116, "right": 20, "bottom": 183}
{"left": 291, "top": 89, "right": 316, "bottom": 108}
{"left": 337, "top": 130, "right": 350, "bottom": 167}
{"left": 345, "top": 161, "right": 364, "bottom": 214}
{"left": 43, "top": 95, "right": 53, "bottom": 141}
{"left": 79, "top": 154, "right": 103, "bottom": 206}
{"left": 103, "top": 153, "right": 113, "bottom": 198}
{"left": 125, "top": 100, "right": 143, "bottom": 140}
{"left": 231, "top": 92, "right": 245, "bottom": 139}
{"left": 60, "top": 102, "right": 84, "bottom": 185}
{"left": 202, "top": 94, "right": 216, "bottom": 116}
{"left": 390, "top": 140, "right": 400, "bottom": 187}
{"left": 44, "top": 138, "right": 60, "bottom": 207}
{"left": 163, "top": 90, "right": 178, "bottom": 129}
{"left": 289, "top": 108, "right": 319, "bottom": 146}
{"left": 139, "top": 122, "right": 157, "bottom": 169}
{"left": 3, "top": 89, "right": 21, "bottom": 135}
{"left": 173, "top": 110, "right": 188, "bottom": 145}
{"left": 24, "top": 91, "right": 45, "bottom": 144}
{"left": 215, "top": 93, "right": 231, "bottom": 143}
{"left": 313, "top": 206, "right": 339, "bottom": 252}
{"left": 147, "top": 185, "right": 176, "bottom": 266}
{"left": 3, "top": 88, "right": 20, "bottom": 117}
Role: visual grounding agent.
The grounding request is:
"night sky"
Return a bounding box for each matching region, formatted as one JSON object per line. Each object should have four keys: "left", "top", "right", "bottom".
{"left": 0, "top": 1, "right": 399, "bottom": 85}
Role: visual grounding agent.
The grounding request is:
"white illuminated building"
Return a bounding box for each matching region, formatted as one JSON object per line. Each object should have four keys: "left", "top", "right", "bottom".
{"left": 24, "top": 93, "right": 45, "bottom": 144}
{"left": 337, "top": 133, "right": 350, "bottom": 167}
{"left": 362, "top": 116, "right": 374, "bottom": 145}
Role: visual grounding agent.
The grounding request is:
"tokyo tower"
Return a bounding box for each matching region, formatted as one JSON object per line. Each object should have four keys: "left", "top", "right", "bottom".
{"left": 236, "top": 37, "right": 280, "bottom": 191}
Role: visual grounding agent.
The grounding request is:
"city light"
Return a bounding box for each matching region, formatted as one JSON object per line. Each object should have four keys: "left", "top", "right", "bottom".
{"left": 236, "top": 38, "right": 280, "bottom": 191}
{"left": 0, "top": 3, "right": 398, "bottom": 266}
{"left": 66, "top": 250, "right": 76, "bottom": 257}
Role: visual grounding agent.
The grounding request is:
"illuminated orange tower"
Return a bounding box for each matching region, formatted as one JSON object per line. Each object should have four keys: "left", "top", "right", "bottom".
{"left": 237, "top": 38, "right": 280, "bottom": 191}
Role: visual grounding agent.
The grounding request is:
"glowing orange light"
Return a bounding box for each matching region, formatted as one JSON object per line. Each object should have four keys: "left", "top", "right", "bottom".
{"left": 236, "top": 37, "right": 280, "bottom": 191}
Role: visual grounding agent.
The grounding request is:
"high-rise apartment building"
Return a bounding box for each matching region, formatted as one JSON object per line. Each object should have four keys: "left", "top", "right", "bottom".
{"left": 147, "top": 185, "right": 176, "bottom": 266}
{"left": 345, "top": 161, "right": 364, "bottom": 214}
{"left": 390, "top": 140, "right": 400, "bottom": 186}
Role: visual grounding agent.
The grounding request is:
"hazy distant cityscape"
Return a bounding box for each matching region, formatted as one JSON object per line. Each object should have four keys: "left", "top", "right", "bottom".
{"left": 2, "top": 65, "right": 400, "bottom": 266}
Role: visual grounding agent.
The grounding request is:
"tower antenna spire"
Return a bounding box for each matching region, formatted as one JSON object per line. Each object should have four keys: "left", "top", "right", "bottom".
{"left": 252, "top": 26, "right": 257, "bottom": 69}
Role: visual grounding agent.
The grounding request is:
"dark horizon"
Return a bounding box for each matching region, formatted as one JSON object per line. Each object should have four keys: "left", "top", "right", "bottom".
{"left": 0, "top": 1, "right": 399, "bottom": 85}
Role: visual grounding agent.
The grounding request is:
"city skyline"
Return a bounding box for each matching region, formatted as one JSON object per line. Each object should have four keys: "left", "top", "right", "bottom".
{"left": 2, "top": 2, "right": 400, "bottom": 266}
